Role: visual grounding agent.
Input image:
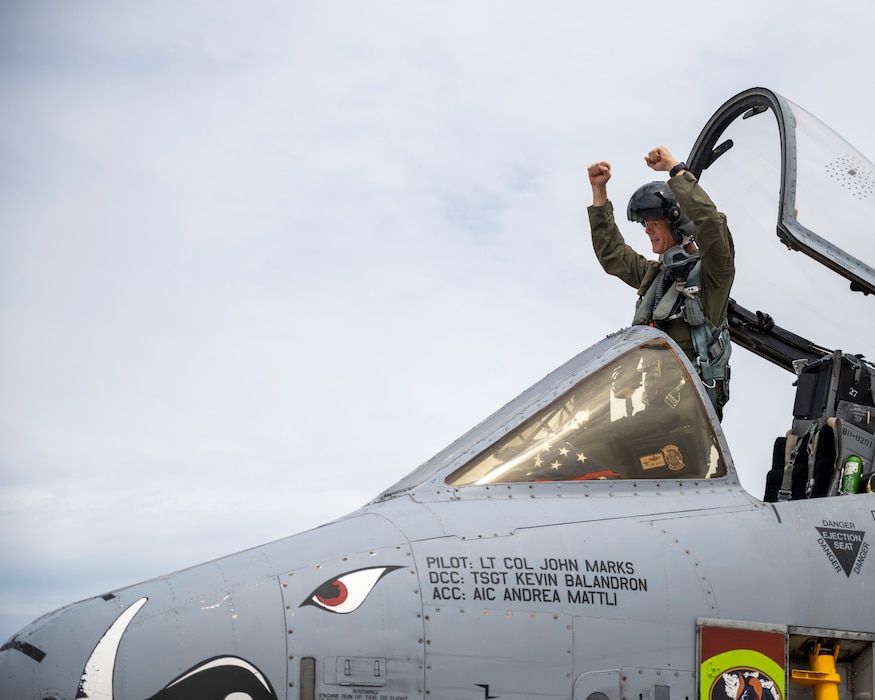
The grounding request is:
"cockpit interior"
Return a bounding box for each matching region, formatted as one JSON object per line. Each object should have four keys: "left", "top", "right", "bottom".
{"left": 447, "top": 340, "right": 726, "bottom": 485}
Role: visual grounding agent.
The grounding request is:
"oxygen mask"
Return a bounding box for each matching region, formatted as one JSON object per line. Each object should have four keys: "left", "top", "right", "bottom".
{"left": 661, "top": 245, "right": 699, "bottom": 282}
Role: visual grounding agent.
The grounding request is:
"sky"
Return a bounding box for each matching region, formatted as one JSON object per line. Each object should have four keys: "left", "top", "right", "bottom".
{"left": 2, "top": 1, "right": 875, "bottom": 642}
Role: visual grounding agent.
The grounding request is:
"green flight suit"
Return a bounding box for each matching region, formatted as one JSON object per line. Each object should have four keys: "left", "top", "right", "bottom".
{"left": 587, "top": 170, "right": 736, "bottom": 416}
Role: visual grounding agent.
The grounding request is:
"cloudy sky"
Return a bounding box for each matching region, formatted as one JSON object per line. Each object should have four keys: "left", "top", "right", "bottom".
{"left": 2, "top": 1, "right": 874, "bottom": 641}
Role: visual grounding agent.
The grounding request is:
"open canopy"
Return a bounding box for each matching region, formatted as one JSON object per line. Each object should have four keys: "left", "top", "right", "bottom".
{"left": 688, "top": 86, "right": 875, "bottom": 298}
{"left": 687, "top": 88, "right": 875, "bottom": 371}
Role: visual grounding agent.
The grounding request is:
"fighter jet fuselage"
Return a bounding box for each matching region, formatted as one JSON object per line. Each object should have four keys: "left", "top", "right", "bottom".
{"left": 2, "top": 87, "right": 874, "bottom": 700}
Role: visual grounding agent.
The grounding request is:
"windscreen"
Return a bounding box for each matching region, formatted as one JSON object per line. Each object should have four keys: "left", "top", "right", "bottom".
{"left": 446, "top": 340, "right": 726, "bottom": 486}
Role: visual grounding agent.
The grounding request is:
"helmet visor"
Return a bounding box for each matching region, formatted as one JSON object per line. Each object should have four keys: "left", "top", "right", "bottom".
{"left": 630, "top": 208, "right": 666, "bottom": 225}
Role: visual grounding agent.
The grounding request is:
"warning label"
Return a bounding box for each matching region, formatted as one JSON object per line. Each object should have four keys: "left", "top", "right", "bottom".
{"left": 816, "top": 523, "right": 868, "bottom": 577}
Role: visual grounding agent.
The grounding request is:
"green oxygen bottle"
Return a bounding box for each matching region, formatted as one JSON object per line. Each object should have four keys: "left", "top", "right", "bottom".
{"left": 840, "top": 456, "right": 863, "bottom": 495}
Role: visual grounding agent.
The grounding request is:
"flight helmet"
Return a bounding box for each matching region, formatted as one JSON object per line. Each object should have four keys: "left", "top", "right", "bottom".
{"left": 627, "top": 181, "right": 696, "bottom": 245}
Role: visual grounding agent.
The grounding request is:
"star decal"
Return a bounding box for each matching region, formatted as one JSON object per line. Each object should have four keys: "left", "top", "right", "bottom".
{"left": 525, "top": 441, "right": 620, "bottom": 481}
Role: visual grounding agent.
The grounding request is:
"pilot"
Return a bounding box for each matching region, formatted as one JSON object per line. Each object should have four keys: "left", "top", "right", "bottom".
{"left": 587, "top": 146, "right": 735, "bottom": 419}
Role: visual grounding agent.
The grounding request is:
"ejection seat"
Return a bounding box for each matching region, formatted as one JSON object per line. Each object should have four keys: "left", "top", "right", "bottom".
{"left": 763, "top": 351, "right": 875, "bottom": 501}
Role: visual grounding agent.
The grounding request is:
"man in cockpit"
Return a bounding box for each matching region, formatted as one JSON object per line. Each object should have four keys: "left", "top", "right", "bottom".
{"left": 587, "top": 146, "right": 735, "bottom": 419}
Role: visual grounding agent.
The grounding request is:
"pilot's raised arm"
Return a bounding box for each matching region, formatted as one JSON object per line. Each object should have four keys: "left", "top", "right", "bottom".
{"left": 647, "top": 147, "right": 736, "bottom": 336}
{"left": 586, "top": 146, "right": 736, "bottom": 420}
{"left": 586, "top": 160, "right": 660, "bottom": 293}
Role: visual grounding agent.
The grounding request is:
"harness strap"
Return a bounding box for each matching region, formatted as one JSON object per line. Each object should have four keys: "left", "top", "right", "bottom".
{"left": 634, "top": 260, "right": 731, "bottom": 408}
{"left": 779, "top": 420, "right": 818, "bottom": 500}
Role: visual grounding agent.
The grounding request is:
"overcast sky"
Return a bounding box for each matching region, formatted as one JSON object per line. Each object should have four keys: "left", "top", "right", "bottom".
{"left": 2, "top": 1, "right": 875, "bottom": 642}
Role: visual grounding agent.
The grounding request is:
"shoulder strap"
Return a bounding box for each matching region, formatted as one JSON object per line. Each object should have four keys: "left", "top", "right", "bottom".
{"left": 682, "top": 261, "right": 732, "bottom": 407}
{"left": 633, "top": 268, "right": 689, "bottom": 326}
{"left": 633, "top": 271, "right": 663, "bottom": 325}
{"left": 779, "top": 421, "right": 816, "bottom": 500}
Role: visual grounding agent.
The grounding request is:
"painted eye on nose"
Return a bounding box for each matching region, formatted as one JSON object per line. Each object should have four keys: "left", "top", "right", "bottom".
{"left": 301, "top": 566, "right": 404, "bottom": 614}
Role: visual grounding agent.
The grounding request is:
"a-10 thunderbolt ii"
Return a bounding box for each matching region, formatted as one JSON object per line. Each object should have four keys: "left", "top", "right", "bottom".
{"left": 2, "top": 86, "right": 874, "bottom": 700}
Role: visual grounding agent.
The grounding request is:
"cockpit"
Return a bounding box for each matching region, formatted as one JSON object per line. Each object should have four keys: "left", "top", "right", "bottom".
{"left": 446, "top": 340, "right": 725, "bottom": 485}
